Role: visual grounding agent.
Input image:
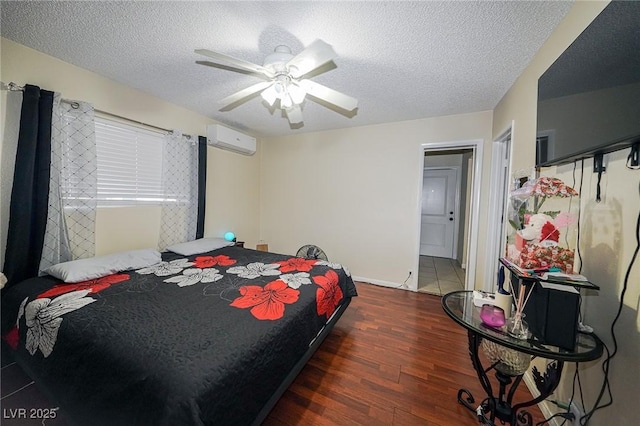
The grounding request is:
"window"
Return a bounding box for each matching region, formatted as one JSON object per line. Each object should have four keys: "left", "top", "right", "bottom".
{"left": 95, "top": 117, "right": 165, "bottom": 206}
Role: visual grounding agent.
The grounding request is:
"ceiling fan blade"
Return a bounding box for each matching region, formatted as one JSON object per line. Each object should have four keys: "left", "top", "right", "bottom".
{"left": 219, "top": 81, "right": 274, "bottom": 111}
{"left": 195, "top": 49, "right": 274, "bottom": 78}
{"left": 299, "top": 80, "right": 358, "bottom": 112}
{"left": 195, "top": 60, "right": 271, "bottom": 79}
{"left": 285, "top": 104, "right": 304, "bottom": 124}
{"left": 287, "top": 40, "right": 336, "bottom": 78}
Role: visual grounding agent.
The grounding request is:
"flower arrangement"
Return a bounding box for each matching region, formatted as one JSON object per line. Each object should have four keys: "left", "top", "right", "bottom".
{"left": 506, "top": 177, "right": 579, "bottom": 274}
{"left": 509, "top": 176, "right": 578, "bottom": 231}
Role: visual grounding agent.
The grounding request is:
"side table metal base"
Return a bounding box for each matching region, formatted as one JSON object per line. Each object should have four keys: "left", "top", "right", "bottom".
{"left": 457, "top": 387, "right": 534, "bottom": 426}
{"left": 457, "top": 330, "right": 564, "bottom": 426}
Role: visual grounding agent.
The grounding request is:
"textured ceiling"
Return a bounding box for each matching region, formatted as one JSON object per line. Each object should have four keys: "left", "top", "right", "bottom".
{"left": 0, "top": 1, "right": 573, "bottom": 138}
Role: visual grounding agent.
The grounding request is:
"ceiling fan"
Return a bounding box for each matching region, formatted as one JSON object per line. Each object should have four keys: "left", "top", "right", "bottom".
{"left": 195, "top": 39, "right": 358, "bottom": 125}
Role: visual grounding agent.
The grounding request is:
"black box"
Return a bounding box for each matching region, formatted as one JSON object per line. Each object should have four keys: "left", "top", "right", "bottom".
{"left": 512, "top": 276, "right": 580, "bottom": 351}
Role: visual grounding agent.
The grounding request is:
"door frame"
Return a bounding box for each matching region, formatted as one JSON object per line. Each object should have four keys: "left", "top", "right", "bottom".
{"left": 420, "top": 166, "right": 461, "bottom": 259}
{"left": 483, "top": 124, "right": 513, "bottom": 291}
{"left": 413, "top": 139, "right": 484, "bottom": 292}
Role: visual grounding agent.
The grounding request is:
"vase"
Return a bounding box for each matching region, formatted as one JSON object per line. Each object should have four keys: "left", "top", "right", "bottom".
{"left": 481, "top": 339, "right": 531, "bottom": 376}
{"left": 505, "top": 313, "right": 529, "bottom": 339}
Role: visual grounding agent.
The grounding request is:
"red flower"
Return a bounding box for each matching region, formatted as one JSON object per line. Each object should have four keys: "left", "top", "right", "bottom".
{"left": 3, "top": 326, "right": 19, "bottom": 350}
{"left": 230, "top": 280, "right": 299, "bottom": 320}
{"left": 313, "top": 270, "right": 344, "bottom": 319}
{"left": 38, "top": 273, "right": 130, "bottom": 299}
{"left": 193, "top": 255, "right": 237, "bottom": 268}
{"left": 277, "top": 257, "right": 317, "bottom": 273}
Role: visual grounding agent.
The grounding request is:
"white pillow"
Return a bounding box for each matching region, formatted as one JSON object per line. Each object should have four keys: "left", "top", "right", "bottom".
{"left": 45, "top": 249, "right": 162, "bottom": 283}
{"left": 166, "top": 238, "right": 234, "bottom": 256}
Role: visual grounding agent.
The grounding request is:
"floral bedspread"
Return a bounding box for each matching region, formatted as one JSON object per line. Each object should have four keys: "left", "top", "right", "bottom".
{"left": 1, "top": 246, "right": 357, "bottom": 425}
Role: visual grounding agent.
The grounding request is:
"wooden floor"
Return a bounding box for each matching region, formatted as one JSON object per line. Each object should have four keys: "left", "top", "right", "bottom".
{"left": 264, "top": 282, "right": 545, "bottom": 425}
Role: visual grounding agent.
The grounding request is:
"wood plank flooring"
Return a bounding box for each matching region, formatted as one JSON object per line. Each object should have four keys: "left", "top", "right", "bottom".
{"left": 264, "top": 282, "right": 545, "bottom": 425}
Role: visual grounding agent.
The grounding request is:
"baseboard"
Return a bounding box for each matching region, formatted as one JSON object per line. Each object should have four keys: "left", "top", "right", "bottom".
{"left": 523, "top": 370, "right": 560, "bottom": 426}
{"left": 352, "top": 276, "right": 410, "bottom": 291}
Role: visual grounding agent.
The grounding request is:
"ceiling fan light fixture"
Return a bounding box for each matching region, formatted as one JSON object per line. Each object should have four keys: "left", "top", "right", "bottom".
{"left": 285, "top": 105, "right": 304, "bottom": 124}
{"left": 280, "top": 93, "right": 293, "bottom": 109}
{"left": 274, "top": 81, "right": 285, "bottom": 94}
{"left": 288, "top": 82, "right": 307, "bottom": 105}
{"left": 197, "top": 39, "right": 358, "bottom": 124}
{"left": 261, "top": 79, "right": 305, "bottom": 109}
{"left": 260, "top": 84, "right": 278, "bottom": 106}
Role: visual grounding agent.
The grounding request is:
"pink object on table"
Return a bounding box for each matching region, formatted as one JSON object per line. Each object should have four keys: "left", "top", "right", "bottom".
{"left": 480, "top": 304, "right": 506, "bottom": 328}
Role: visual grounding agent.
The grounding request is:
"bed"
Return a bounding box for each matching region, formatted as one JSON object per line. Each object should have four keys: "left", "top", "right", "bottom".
{"left": 1, "top": 244, "right": 357, "bottom": 425}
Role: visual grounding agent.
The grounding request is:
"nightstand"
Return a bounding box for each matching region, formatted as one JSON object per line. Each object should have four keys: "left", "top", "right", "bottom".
{"left": 234, "top": 241, "right": 245, "bottom": 248}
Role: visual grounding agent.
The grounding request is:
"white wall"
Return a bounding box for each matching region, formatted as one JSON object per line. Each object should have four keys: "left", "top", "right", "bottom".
{"left": 553, "top": 152, "right": 640, "bottom": 426}
{"left": 259, "top": 111, "right": 493, "bottom": 289}
{"left": 0, "top": 38, "right": 262, "bottom": 262}
{"left": 494, "top": 1, "right": 640, "bottom": 424}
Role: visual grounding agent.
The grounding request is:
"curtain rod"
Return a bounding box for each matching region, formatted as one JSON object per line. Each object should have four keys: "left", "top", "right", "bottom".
{"left": 62, "top": 99, "right": 172, "bottom": 134}
{"left": 2, "top": 81, "right": 192, "bottom": 138}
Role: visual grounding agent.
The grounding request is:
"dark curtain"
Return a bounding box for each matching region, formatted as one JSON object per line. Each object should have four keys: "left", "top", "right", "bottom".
{"left": 196, "top": 136, "right": 207, "bottom": 239}
{"left": 3, "top": 85, "right": 54, "bottom": 288}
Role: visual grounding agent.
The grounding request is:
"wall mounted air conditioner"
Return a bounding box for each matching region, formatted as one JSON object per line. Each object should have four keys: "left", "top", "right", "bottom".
{"left": 207, "top": 124, "right": 256, "bottom": 155}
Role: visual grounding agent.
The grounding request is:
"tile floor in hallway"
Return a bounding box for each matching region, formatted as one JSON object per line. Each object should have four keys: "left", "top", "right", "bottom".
{"left": 417, "top": 255, "right": 466, "bottom": 296}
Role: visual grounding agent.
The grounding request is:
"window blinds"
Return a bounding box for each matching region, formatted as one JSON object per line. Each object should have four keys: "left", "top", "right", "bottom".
{"left": 95, "top": 117, "right": 164, "bottom": 206}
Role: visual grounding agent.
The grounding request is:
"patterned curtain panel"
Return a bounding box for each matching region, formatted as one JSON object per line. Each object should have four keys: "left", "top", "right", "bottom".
{"left": 158, "top": 131, "right": 199, "bottom": 250}
{"left": 39, "top": 94, "right": 97, "bottom": 273}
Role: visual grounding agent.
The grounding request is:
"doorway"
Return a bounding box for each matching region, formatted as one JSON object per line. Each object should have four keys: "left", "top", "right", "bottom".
{"left": 413, "top": 140, "right": 484, "bottom": 294}
{"left": 418, "top": 150, "right": 470, "bottom": 295}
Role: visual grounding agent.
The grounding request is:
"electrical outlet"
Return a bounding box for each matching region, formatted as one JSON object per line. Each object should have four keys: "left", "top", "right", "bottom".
{"left": 569, "top": 402, "right": 583, "bottom": 425}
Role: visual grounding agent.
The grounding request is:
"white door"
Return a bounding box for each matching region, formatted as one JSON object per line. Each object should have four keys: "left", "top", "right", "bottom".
{"left": 420, "top": 168, "right": 457, "bottom": 258}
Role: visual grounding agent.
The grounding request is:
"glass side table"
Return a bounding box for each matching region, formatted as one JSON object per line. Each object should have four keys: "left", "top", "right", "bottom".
{"left": 442, "top": 291, "right": 603, "bottom": 426}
